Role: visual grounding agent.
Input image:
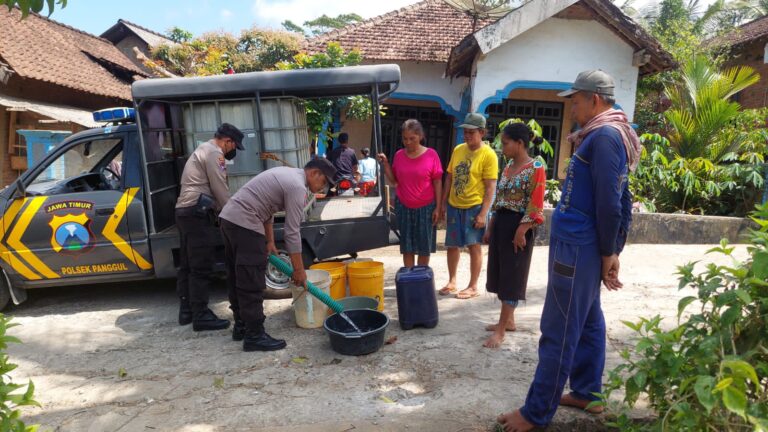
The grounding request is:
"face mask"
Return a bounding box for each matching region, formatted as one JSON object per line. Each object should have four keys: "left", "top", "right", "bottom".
{"left": 224, "top": 148, "right": 236, "bottom": 160}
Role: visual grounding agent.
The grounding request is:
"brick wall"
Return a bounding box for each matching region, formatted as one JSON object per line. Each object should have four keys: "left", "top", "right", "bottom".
{"left": 728, "top": 38, "right": 768, "bottom": 109}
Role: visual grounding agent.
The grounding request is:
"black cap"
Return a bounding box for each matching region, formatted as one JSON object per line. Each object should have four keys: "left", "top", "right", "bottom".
{"left": 216, "top": 123, "right": 245, "bottom": 150}
{"left": 304, "top": 158, "right": 337, "bottom": 186}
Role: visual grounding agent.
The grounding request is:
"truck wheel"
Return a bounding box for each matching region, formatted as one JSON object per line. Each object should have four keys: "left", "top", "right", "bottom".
{"left": 0, "top": 276, "right": 11, "bottom": 311}
{"left": 263, "top": 244, "right": 316, "bottom": 300}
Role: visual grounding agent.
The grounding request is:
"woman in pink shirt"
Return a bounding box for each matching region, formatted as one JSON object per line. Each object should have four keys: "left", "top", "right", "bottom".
{"left": 378, "top": 119, "right": 444, "bottom": 267}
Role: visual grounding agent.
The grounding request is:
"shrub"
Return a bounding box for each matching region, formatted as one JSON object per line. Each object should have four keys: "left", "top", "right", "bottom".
{"left": 0, "top": 313, "right": 39, "bottom": 431}
{"left": 599, "top": 203, "right": 768, "bottom": 431}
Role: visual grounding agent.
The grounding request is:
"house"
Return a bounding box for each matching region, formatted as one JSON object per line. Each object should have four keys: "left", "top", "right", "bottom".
{"left": 100, "top": 19, "right": 175, "bottom": 74}
{"left": 707, "top": 15, "right": 768, "bottom": 109}
{"left": 0, "top": 8, "right": 146, "bottom": 186}
{"left": 306, "top": 0, "right": 673, "bottom": 179}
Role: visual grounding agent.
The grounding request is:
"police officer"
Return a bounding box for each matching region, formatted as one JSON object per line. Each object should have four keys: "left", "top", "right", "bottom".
{"left": 176, "top": 123, "right": 244, "bottom": 331}
{"left": 219, "top": 159, "right": 336, "bottom": 351}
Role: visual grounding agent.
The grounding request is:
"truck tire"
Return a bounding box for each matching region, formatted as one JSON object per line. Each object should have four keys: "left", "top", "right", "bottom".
{"left": 263, "top": 243, "right": 316, "bottom": 300}
{"left": 0, "top": 275, "right": 11, "bottom": 311}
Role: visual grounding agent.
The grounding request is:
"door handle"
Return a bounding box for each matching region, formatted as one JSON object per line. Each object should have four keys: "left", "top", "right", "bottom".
{"left": 96, "top": 208, "right": 115, "bottom": 216}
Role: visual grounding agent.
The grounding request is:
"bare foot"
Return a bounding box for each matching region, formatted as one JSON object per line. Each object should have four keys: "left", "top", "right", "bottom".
{"left": 560, "top": 393, "right": 604, "bottom": 414}
{"left": 486, "top": 322, "right": 517, "bottom": 332}
{"left": 438, "top": 283, "right": 457, "bottom": 296}
{"left": 497, "top": 409, "right": 535, "bottom": 432}
{"left": 483, "top": 331, "right": 505, "bottom": 348}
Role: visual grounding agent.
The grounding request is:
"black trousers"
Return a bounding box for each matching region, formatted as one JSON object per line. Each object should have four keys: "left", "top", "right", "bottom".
{"left": 176, "top": 209, "right": 219, "bottom": 312}
{"left": 220, "top": 218, "right": 267, "bottom": 330}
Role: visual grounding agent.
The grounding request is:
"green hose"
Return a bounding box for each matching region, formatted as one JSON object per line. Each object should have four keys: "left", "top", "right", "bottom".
{"left": 268, "top": 255, "right": 345, "bottom": 314}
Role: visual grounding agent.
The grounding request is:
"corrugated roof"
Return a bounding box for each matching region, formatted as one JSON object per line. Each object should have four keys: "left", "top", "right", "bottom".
{"left": 304, "top": 0, "right": 496, "bottom": 63}
{"left": 0, "top": 8, "right": 146, "bottom": 101}
{"left": 0, "top": 93, "right": 100, "bottom": 127}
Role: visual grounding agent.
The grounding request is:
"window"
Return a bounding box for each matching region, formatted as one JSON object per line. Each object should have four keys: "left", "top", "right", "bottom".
{"left": 29, "top": 138, "right": 122, "bottom": 188}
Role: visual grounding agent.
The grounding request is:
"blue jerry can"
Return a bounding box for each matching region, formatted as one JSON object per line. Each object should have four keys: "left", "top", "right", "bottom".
{"left": 395, "top": 266, "right": 438, "bottom": 330}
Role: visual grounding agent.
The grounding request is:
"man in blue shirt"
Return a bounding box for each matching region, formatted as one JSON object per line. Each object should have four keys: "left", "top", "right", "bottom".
{"left": 498, "top": 70, "right": 638, "bottom": 431}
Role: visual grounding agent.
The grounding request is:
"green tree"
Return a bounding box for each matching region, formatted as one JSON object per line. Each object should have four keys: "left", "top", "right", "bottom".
{"left": 277, "top": 42, "right": 372, "bottom": 142}
{"left": 282, "top": 13, "right": 363, "bottom": 36}
{"left": 166, "top": 26, "right": 193, "bottom": 43}
{"left": 150, "top": 28, "right": 302, "bottom": 77}
{"left": 1, "top": 0, "right": 66, "bottom": 18}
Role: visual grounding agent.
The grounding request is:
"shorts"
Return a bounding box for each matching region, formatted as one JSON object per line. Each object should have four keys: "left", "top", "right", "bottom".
{"left": 445, "top": 204, "right": 485, "bottom": 248}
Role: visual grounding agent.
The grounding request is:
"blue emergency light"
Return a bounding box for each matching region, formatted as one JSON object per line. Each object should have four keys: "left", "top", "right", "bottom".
{"left": 92, "top": 107, "right": 135, "bottom": 123}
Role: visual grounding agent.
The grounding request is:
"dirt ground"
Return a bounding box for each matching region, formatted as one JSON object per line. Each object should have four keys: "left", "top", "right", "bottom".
{"left": 6, "top": 242, "right": 748, "bottom": 432}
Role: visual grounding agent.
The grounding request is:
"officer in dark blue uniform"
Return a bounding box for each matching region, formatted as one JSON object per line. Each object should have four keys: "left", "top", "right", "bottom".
{"left": 498, "top": 70, "right": 638, "bottom": 432}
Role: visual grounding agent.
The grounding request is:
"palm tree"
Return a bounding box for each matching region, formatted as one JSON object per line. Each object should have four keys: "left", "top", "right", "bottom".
{"left": 664, "top": 55, "right": 760, "bottom": 160}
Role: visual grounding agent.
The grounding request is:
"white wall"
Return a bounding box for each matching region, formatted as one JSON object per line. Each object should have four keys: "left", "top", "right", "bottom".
{"left": 472, "top": 18, "right": 640, "bottom": 120}
{"left": 367, "top": 60, "right": 469, "bottom": 115}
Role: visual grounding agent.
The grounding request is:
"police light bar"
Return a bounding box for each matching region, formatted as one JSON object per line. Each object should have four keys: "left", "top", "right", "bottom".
{"left": 92, "top": 107, "right": 135, "bottom": 123}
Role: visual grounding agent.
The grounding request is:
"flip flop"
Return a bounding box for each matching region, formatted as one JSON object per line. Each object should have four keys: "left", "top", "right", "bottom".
{"left": 456, "top": 289, "right": 479, "bottom": 299}
{"left": 438, "top": 286, "right": 457, "bottom": 296}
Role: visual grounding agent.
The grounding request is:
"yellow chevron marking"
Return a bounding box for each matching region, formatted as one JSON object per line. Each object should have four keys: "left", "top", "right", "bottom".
{"left": 0, "top": 199, "right": 41, "bottom": 280}
{"left": 102, "top": 188, "right": 152, "bottom": 270}
{"left": 7, "top": 197, "right": 59, "bottom": 279}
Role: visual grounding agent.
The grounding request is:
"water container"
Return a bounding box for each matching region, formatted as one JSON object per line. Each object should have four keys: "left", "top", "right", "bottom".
{"left": 347, "top": 261, "right": 385, "bottom": 311}
{"left": 182, "top": 97, "right": 310, "bottom": 193}
{"left": 395, "top": 266, "right": 438, "bottom": 330}
{"left": 310, "top": 262, "right": 347, "bottom": 299}
{"left": 291, "top": 269, "right": 331, "bottom": 329}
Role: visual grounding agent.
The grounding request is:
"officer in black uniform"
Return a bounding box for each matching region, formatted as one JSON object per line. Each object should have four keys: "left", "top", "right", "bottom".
{"left": 176, "top": 123, "right": 244, "bottom": 331}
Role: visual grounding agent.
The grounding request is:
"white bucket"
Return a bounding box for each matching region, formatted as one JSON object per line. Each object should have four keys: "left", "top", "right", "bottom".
{"left": 291, "top": 269, "right": 331, "bottom": 329}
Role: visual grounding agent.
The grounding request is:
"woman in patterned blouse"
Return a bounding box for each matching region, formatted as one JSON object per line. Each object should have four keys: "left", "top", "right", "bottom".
{"left": 482, "top": 122, "right": 546, "bottom": 348}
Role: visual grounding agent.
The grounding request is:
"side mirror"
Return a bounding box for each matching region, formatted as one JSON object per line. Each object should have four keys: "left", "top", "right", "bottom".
{"left": 13, "top": 178, "right": 26, "bottom": 199}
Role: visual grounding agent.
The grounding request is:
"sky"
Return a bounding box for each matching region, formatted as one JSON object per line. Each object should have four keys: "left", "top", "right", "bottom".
{"left": 50, "top": 0, "right": 722, "bottom": 38}
{"left": 50, "top": 0, "right": 422, "bottom": 37}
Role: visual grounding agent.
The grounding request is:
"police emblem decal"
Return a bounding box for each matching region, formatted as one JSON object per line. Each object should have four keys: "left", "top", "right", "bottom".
{"left": 49, "top": 213, "right": 95, "bottom": 254}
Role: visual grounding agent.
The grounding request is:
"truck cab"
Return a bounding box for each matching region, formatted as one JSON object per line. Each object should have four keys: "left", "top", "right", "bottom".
{"left": 0, "top": 65, "right": 401, "bottom": 309}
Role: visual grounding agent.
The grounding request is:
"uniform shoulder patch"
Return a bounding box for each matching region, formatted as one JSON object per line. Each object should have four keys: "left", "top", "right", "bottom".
{"left": 533, "top": 160, "right": 544, "bottom": 169}
{"left": 217, "top": 155, "right": 226, "bottom": 170}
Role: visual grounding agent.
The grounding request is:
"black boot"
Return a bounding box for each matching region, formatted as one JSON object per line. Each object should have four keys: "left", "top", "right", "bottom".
{"left": 178, "top": 297, "right": 193, "bottom": 326}
{"left": 192, "top": 309, "right": 230, "bottom": 332}
{"left": 243, "top": 326, "right": 287, "bottom": 352}
{"left": 232, "top": 320, "right": 245, "bottom": 341}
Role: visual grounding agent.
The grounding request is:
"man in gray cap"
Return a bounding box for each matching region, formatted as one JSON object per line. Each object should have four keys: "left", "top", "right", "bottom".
{"left": 176, "top": 122, "right": 244, "bottom": 331}
{"left": 219, "top": 159, "right": 336, "bottom": 352}
{"left": 497, "top": 70, "right": 639, "bottom": 431}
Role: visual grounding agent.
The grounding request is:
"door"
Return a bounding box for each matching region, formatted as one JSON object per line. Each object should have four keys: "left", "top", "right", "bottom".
{"left": 0, "top": 133, "right": 153, "bottom": 282}
{"left": 381, "top": 104, "right": 454, "bottom": 170}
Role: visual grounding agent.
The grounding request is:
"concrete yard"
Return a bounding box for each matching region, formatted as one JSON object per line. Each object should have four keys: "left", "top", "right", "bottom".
{"left": 6, "top": 242, "right": 748, "bottom": 432}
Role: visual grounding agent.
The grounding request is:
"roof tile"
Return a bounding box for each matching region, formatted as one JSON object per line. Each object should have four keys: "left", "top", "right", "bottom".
{"left": 304, "top": 0, "right": 495, "bottom": 63}
{"left": 0, "top": 8, "right": 146, "bottom": 100}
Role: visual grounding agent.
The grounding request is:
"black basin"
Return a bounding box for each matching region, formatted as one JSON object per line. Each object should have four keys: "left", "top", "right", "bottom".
{"left": 324, "top": 309, "right": 389, "bottom": 356}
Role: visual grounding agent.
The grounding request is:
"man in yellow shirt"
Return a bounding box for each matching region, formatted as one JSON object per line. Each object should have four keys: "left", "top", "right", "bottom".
{"left": 439, "top": 113, "right": 498, "bottom": 299}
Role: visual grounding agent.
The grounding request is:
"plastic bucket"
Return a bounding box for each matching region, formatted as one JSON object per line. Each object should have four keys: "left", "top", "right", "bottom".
{"left": 337, "top": 296, "right": 379, "bottom": 311}
{"left": 310, "top": 262, "right": 347, "bottom": 300}
{"left": 291, "top": 269, "right": 331, "bottom": 329}
{"left": 347, "top": 261, "right": 385, "bottom": 311}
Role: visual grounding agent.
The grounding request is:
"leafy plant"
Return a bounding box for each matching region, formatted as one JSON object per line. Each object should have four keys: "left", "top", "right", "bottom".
{"left": 1, "top": 0, "right": 66, "bottom": 18}
{"left": 0, "top": 313, "right": 40, "bottom": 431}
{"left": 599, "top": 203, "right": 768, "bottom": 431}
{"left": 544, "top": 179, "right": 561, "bottom": 207}
{"left": 277, "top": 43, "right": 379, "bottom": 142}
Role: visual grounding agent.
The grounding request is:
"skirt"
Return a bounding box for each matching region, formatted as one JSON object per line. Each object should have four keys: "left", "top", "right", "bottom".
{"left": 486, "top": 209, "right": 536, "bottom": 302}
{"left": 395, "top": 198, "right": 437, "bottom": 256}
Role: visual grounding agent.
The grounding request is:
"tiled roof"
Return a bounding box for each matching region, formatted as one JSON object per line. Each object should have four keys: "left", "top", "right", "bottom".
{"left": 101, "top": 19, "right": 174, "bottom": 49}
{"left": 0, "top": 8, "right": 146, "bottom": 101}
{"left": 304, "top": 0, "right": 496, "bottom": 63}
{"left": 707, "top": 15, "right": 768, "bottom": 48}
